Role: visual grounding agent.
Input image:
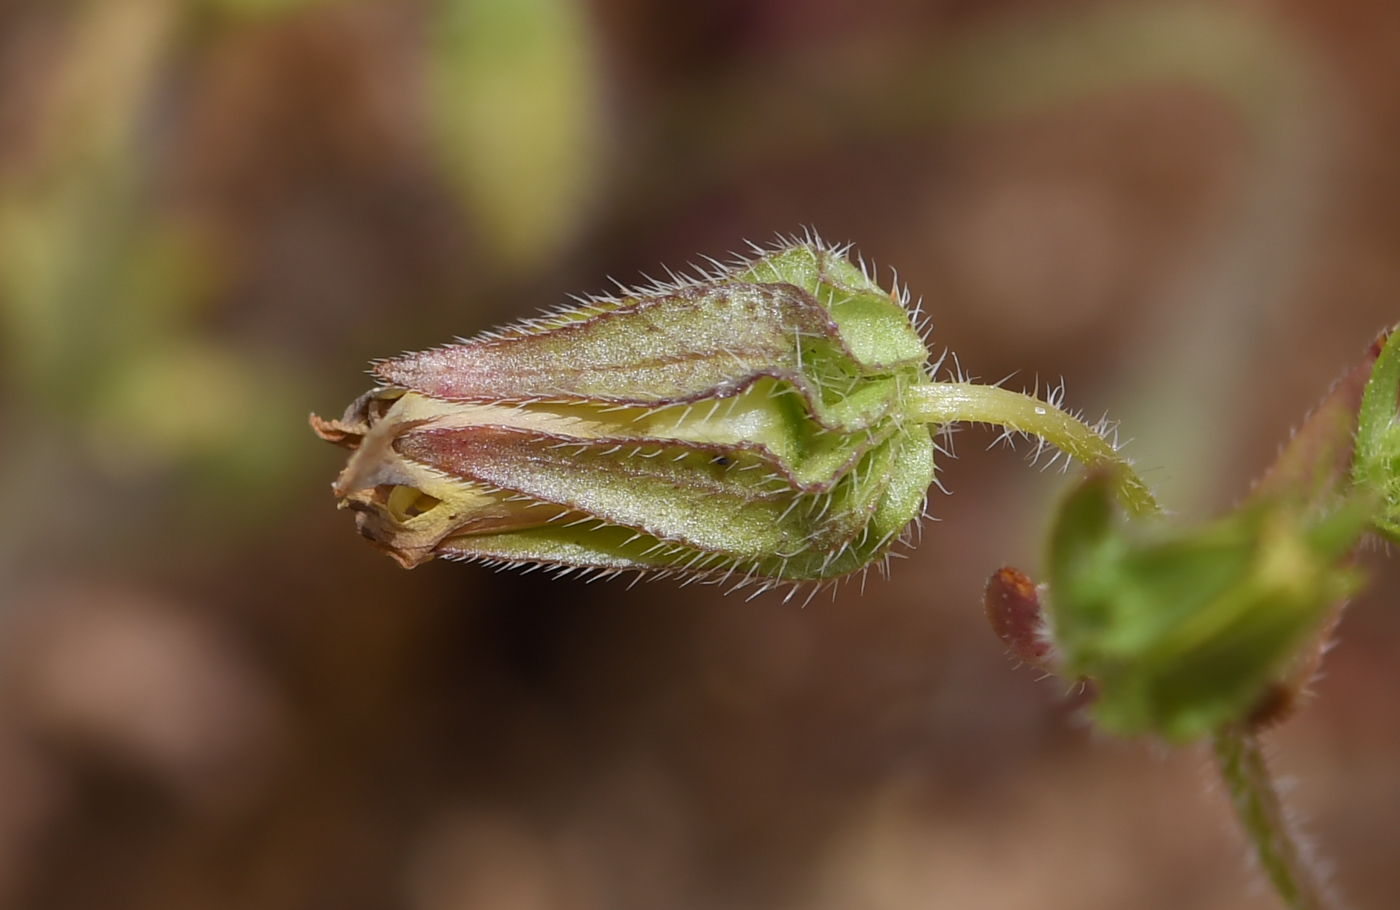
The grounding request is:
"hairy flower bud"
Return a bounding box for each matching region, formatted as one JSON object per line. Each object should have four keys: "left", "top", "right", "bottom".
{"left": 312, "top": 239, "right": 938, "bottom": 588}
{"left": 1048, "top": 470, "right": 1367, "bottom": 742}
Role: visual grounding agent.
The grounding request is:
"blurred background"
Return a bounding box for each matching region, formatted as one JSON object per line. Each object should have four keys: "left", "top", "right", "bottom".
{"left": 0, "top": 0, "right": 1397, "bottom": 907}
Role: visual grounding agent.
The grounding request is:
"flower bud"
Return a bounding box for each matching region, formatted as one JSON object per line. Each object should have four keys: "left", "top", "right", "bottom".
{"left": 1047, "top": 470, "right": 1368, "bottom": 742}
{"left": 312, "top": 239, "right": 938, "bottom": 587}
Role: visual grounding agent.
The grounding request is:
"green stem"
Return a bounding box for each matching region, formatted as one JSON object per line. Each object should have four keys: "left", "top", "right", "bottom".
{"left": 908, "top": 382, "right": 1162, "bottom": 518}
{"left": 1213, "top": 729, "right": 1334, "bottom": 910}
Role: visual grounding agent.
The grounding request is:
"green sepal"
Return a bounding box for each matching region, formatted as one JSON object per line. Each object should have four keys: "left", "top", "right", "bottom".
{"left": 397, "top": 425, "right": 841, "bottom": 562}
{"left": 374, "top": 246, "right": 931, "bottom": 437}
{"left": 396, "top": 420, "right": 933, "bottom": 581}
{"left": 1355, "top": 326, "right": 1400, "bottom": 542}
{"left": 732, "top": 242, "right": 929, "bottom": 368}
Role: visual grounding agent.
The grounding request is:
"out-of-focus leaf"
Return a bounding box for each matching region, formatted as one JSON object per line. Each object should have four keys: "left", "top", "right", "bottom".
{"left": 426, "top": 0, "right": 604, "bottom": 268}
{"left": 0, "top": 0, "right": 313, "bottom": 520}
{"left": 200, "top": 0, "right": 346, "bottom": 19}
{"left": 0, "top": 0, "right": 179, "bottom": 396}
{"left": 87, "top": 342, "right": 259, "bottom": 472}
{"left": 1049, "top": 471, "right": 1367, "bottom": 743}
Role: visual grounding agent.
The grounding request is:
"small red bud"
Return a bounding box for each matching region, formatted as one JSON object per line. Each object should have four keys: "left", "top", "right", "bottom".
{"left": 984, "top": 566, "right": 1057, "bottom": 673}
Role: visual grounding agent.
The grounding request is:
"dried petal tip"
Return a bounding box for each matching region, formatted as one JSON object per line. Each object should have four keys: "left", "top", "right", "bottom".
{"left": 312, "top": 237, "right": 940, "bottom": 584}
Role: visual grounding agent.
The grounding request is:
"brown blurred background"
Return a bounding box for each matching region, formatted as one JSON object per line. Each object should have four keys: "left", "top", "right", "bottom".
{"left": 0, "top": 0, "right": 1397, "bottom": 908}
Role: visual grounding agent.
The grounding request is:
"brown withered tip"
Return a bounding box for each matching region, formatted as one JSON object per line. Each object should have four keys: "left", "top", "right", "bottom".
{"left": 984, "top": 566, "right": 1057, "bottom": 673}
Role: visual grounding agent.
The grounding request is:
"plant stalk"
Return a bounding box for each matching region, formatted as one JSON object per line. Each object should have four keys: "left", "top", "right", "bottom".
{"left": 1212, "top": 728, "right": 1335, "bottom": 910}
{"left": 908, "top": 382, "right": 1162, "bottom": 518}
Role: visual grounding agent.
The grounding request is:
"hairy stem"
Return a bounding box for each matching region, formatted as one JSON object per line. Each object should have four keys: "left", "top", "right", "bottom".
{"left": 1213, "top": 729, "right": 1335, "bottom": 910}
{"left": 908, "top": 382, "right": 1161, "bottom": 518}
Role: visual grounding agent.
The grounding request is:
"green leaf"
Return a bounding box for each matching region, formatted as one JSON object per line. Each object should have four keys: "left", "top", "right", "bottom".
{"left": 1354, "top": 327, "right": 1400, "bottom": 541}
